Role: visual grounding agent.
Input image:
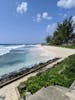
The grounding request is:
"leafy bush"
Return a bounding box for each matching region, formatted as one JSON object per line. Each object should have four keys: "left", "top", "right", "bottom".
{"left": 18, "top": 54, "right": 75, "bottom": 97}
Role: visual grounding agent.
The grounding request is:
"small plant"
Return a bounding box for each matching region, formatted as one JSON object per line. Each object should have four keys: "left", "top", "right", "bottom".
{"left": 18, "top": 54, "right": 75, "bottom": 98}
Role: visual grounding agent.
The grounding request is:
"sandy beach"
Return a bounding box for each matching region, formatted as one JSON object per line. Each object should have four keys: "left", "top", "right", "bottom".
{"left": 0, "top": 45, "right": 75, "bottom": 100}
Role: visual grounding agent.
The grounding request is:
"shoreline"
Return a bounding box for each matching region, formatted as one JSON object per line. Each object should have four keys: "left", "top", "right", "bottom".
{"left": 0, "top": 57, "right": 60, "bottom": 88}
{"left": 0, "top": 46, "right": 75, "bottom": 100}
{"left": 0, "top": 44, "right": 54, "bottom": 77}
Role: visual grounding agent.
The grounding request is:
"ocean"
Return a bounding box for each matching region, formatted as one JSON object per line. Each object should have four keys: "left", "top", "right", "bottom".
{"left": 0, "top": 44, "right": 54, "bottom": 77}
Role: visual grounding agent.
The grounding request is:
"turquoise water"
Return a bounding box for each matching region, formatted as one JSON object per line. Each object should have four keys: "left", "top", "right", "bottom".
{"left": 0, "top": 45, "right": 54, "bottom": 77}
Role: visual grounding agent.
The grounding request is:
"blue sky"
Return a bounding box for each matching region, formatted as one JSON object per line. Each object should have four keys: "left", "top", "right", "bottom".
{"left": 0, "top": 0, "right": 75, "bottom": 44}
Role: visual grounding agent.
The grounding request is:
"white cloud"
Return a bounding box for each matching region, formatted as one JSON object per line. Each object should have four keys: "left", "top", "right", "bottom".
{"left": 63, "top": 14, "right": 68, "bottom": 18}
{"left": 16, "top": 2, "right": 28, "bottom": 14}
{"left": 72, "top": 16, "right": 75, "bottom": 32}
{"left": 72, "top": 16, "right": 75, "bottom": 23}
{"left": 57, "top": 0, "right": 75, "bottom": 9}
{"left": 59, "top": 13, "right": 68, "bottom": 18}
{"left": 46, "top": 23, "right": 57, "bottom": 34}
{"left": 42, "top": 12, "right": 52, "bottom": 20}
{"left": 36, "top": 14, "right": 42, "bottom": 22}
{"left": 36, "top": 12, "right": 52, "bottom": 22}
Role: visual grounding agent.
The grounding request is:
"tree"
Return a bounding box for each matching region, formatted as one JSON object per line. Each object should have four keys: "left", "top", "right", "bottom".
{"left": 61, "top": 17, "right": 74, "bottom": 43}
{"left": 52, "top": 31, "right": 64, "bottom": 45}
{"left": 45, "top": 16, "right": 75, "bottom": 45}
{"left": 53, "top": 17, "right": 75, "bottom": 45}
{"left": 46, "top": 35, "right": 52, "bottom": 44}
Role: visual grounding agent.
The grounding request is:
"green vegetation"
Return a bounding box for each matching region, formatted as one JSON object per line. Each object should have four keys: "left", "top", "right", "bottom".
{"left": 18, "top": 54, "right": 75, "bottom": 97}
{"left": 60, "top": 45, "right": 75, "bottom": 49}
{"left": 46, "top": 17, "right": 75, "bottom": 45}
{"left": 46, "top": 35, "right": 52, "bottom": 45}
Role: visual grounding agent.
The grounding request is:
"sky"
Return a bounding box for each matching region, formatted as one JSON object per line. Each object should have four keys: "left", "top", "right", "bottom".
{"left": 0, "top": 0, "right": 75, "bottom": 44}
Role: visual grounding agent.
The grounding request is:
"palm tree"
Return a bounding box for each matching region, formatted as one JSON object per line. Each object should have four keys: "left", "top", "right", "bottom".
{"left": 53, "top": 17, "right": 75, "bottom": 45}
{"left": 45, "top": 16, "right": 75, "bottom": 45}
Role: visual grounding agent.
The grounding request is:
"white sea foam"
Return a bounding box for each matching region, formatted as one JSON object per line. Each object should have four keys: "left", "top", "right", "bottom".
{"left": 0, "top": 45, "right": 25, "bottom": 56}
{"left": 0, "top": 45, "right": 55, "bottom": 77}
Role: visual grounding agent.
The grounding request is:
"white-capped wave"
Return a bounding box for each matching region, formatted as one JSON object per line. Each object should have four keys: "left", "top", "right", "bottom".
{"left": 0, "top": 45, "right": 25, "bottom": 56}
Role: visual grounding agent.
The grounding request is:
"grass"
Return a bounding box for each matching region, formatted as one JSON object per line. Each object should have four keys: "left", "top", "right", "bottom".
{"left": 60, "top": 45, "right": 75, "bottom": 49}
{"left": 18, "top": 54, "right": 75, "bottom": 97}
